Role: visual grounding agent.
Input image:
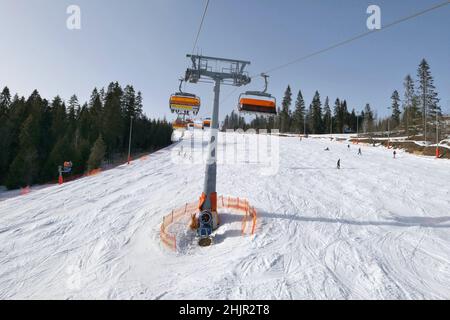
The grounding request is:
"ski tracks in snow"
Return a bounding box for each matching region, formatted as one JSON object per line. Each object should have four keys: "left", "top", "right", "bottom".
{"left": 0, "top": 132, "right": 449, "bottom": 299}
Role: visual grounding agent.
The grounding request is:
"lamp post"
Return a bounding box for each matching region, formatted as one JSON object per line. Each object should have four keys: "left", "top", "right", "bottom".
{"left": 128, "top": 115, "right": 134, "bottom": 165}
{"left": 387, "top": 106, "right": 391, "bottom": 149}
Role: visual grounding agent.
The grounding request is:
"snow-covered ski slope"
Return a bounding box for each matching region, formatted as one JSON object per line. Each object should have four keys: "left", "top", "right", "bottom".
{"left": 0, "top": 130, "right": 449, "bottom": 299}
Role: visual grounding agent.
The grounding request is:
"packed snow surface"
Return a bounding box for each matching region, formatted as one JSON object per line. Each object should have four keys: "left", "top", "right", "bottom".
{"left": 0, "top": 130, "right": 449, "bottom": 299}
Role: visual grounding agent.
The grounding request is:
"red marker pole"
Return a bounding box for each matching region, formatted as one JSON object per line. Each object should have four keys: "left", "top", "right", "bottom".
{"left": 58, "top": 166, "right": 63, "bottom": 185}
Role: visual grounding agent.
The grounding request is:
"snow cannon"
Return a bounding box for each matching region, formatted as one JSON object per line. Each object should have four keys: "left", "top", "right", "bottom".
{"left": 195, "top": 192, "right": 220, "bottom": 246}
{"left": 197, "top": 211, "right": 214, "bottom": 246}
{"left": 58, "top": 161, "right": 73, "bottom": 185}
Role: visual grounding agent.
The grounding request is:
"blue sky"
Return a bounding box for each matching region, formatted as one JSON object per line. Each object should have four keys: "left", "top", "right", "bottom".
{"left": 0, "top": 0, "right": 449, "bottom": 120}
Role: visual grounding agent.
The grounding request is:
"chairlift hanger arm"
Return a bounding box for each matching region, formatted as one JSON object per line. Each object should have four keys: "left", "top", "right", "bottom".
{"left": 261, "top": 73, "right": 269, "bottom": 94}
{"left": 178, "top": 78, "right": 184, "bottom": 94}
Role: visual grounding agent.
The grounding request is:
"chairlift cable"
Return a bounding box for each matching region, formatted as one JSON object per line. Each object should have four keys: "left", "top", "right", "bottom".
{"left": 198, "top": 1, "right": 450, "bottom": 110}
{"left": 221, "top": 1, "right": 449, "bottom": 105}
{"left": 259, "top": 1, "right": 449, "bottom": 76}
{"left": 192, "top": 0, "right": 211, "bottom": 55}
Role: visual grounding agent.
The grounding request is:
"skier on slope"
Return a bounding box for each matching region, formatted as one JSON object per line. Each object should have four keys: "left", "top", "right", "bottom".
{"left": 337, "top": 159, "right": 341, "bottom": 169}
{"left": 393, "top": 150, "right": 397, "bottom": 159}
{"left": 358, "top": 148, "right": 362, "bottom": 156}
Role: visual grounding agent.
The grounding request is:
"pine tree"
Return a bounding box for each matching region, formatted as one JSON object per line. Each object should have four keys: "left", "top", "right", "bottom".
{"left": 6, "top": 115, "right": 40, "bottom": 188}
{"left": 417, "top": 59, "right": 440, "bottom": 139}
{"left": 87, "top": 135, "right": 106, "bottom": 171}
{"left": 309, "top": 91, "right": 323, "bottom": 134}
{"left": 333, "top": 98, "right": 342, "bottom": 133}
{"left": 391, "top": 90, "right": 401, "bottom": 128}
{"left": 50, "top": 96, "right": 67, "bottom": 143}
{"left": 349, "top": 109, "right": 357, "bottom": 133}
{"left": 402, "top": 75, "right": 415, "bottom": 135}
{"left": 280, "top": 86, "right": 292, "bottom": 133}
{"left": 123, "top": 85, "right": 137, "bottom": 119}
{"left": 0, "top": 87, "right": 12, "bottom": 183}
{"left": 89, "top": 88, "right": 103, "bottom": 143}
{"left": 26, "top": 90, "right": 48, "bottom": 178}
{"left": 340, "top": 100, "right": 349, "bottom": 133}
{"left": 3, "top": 95, "right": 27, "bottom": 180}
{"left": 291, "top": 90, "right": 306, "bottom": 134}
{"left": 323, "top": 96, "right": 332, "bottom": 134}
{"left": 102, "top": 82, "right": 124, "bottom": 156}
{"left": 363, "top": 103, "right": 374, "bottom": 134}
{"left": 135, "top": 91, "right": 143, "bottom": 118}
{"left": 0, "top": 87, "right": 11, "bottom": 116}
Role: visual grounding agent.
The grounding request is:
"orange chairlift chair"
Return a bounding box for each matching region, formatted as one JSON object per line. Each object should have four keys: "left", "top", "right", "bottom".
{"left": 238, "top": 74, "right": 277, "bottom": 116}
{"left": 169, "top": 79, "right": 200, "bottom": 116}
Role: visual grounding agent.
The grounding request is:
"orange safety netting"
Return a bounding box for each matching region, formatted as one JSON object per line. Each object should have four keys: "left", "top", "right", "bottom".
{"left": 160, "top": 195, "right": 258, "bottom": 251}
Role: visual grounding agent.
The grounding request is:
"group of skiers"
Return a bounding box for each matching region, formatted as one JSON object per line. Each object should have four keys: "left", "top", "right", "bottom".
{"left": 329, "top": 144, "right": 397, "bottom": 170}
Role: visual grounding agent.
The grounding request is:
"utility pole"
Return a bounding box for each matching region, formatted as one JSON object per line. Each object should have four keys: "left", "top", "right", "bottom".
{"left": 184, "top": 55, "right": 250, "bottom": 232}
{"left": 128, "top": 115, "right": 134, "bottom": 165}
{"left": 436, "top": 110, "right": 439, "bottom": 158}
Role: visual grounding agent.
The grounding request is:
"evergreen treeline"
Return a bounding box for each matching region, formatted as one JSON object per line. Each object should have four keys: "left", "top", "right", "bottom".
{"left": 0, "top": 82, "right": 173, "bottom": 189}
{"left": 223, "top": 87, "right": 371, "bottom": 135}
{"left": 380, "top": 58, "right": 442, "bottom": 136}
{"left": 222, "top": 58, "right": 441, "bottom": 137}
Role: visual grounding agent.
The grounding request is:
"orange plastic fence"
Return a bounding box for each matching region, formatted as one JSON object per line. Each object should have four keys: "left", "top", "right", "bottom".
{"left": 86, "top": 168, "right": 102, "bottom": 176}
{"left": 20, "top": 186, "right": 30, "bottom": 195}
{"left": 160, "top": 196, "right": 257, "bottom": 251}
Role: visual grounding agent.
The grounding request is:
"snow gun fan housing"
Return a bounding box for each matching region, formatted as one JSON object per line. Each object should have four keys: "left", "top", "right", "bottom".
{"left": 61, "top": 161, "right": 73, "bottom": 173}
{"left": 197, "top": 211, "right": 213, "bottom": 246}
{"left": 195, "top": 192, "right": 220, "bottom": 246}
{"left": 58, "top": 161, "right": 73, "bottom": 185}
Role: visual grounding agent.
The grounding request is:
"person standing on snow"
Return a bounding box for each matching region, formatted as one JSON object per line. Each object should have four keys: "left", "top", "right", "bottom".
{"left": 337, "top": 159, "right": 341, "bottom": 169}
{"left": 393, "top": 150, "right": 397, "bottom": 159}
{"left": 358, "top": 148, "right": 362, "bottom": 156}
